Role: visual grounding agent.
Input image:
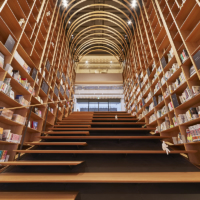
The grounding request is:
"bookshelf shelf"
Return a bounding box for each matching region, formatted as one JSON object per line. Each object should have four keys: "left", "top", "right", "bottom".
{"left": 0, "top": 0, "right": 75, "bottom": 163}
{"left": 123, "top": 0, "right": 200, "bottom": 165}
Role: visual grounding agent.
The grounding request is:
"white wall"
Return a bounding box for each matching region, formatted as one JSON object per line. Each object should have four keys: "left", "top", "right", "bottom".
{"left": 76, "top": 73, "right": 123, "bottom": 84}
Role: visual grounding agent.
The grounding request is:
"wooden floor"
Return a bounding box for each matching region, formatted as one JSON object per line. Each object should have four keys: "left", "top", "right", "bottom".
{"left": 1, "top": 172, "right": 200, "bottom": 183}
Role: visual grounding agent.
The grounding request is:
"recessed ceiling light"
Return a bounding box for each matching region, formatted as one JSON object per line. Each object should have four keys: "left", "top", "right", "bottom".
{"left": 110, "top": 61, "right": 112, "bottom": 63}
{"left": 128, "top": 20, "right": 132, "bottom": 25}
{"left": 62, "top": 0, "right": 68, "bottom": 7}
{"left": 86, "top": 61, "right": 88, "bottom": 64}
{"left": 68, "top": 21, "right": 71, "bottom": 24}
{"left": 131, "top": 0, "right": 137, "bottom": 8}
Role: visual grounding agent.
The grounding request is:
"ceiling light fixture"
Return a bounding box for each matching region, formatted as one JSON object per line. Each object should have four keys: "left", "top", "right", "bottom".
{"left": 68, "top": 21, "right": 71, "bottom": 24}
{"left": 86, "top": 61, "right": 88, "bottom": 64}
{"left": 110, "top": 61, "right": 112, "bottom": 63}
{"left": 128, "top": 20, "right": 132, "bottom": 25}
{"left": 131, "top": 0, "right": 137, "bottom": 8}
{"left": 62, "top": 0, "right": 68, "bottom": 7}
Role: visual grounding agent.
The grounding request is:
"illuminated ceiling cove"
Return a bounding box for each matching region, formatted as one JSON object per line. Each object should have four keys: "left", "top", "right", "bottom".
{"left": 58, "top": 0, "right": 142, "bottom": 72}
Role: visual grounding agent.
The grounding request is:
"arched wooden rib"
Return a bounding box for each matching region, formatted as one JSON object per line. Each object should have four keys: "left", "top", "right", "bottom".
{"left": 74, "top": 38, "right": 124, "bottom": 58}
{"left": 79, "top": 49, "right": 119, "bottom": 62}
{"left": 67, "top": 14, "right": 132, "bottom": 44}
{"left": 73, "top": 33, "right": 125, "bottom": 57}
{"left": 74, "top": 40, "right": 124, "bottom": 60}
{"left": 79, "top": 46, "right": 119, "bottom": 60}
{"left": 66, "top": 10, "right": 133, "bottom": 40}
{"left": 70, "top": 26, "right": 128, "bottom": 53}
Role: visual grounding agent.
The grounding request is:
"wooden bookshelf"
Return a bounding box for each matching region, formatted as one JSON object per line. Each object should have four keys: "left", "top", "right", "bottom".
{"left": 123, "top": 0, "right": 200, "bottom": 165}
{"left": 0, "top": 0, "right": 75, "bottom": 164}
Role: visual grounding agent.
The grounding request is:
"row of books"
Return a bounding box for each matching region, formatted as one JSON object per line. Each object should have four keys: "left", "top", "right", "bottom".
{"left": 0, "top": 150, "right": 9, "bottom": 162}
{"left": 173, "top": 133, "right": 186, "bottom": 144}
{"left": 162, "top": 63, "right": 179, "bottom": 84}
{"left": 28, "top": 121, "right": 39, "bottom": 130}
{"left": 0, "top": 128, "right": 22, "bottom": 144}
{"left": 168, "top": 72, "right": 186, "bottom": 93}
{"left": 157, "top": 105, "right": 169, "bottom": 118}
{"left": 187, "top": 124, "right": 200, "bottom": 143}
{"left": 177, "top": 106, "right": 200, "bottom": 124}
{"left": 0, "top": 107, "right": 26, "bottom": 125}
{"left": 154, "top": 81, "right": 161, "bottom": 94}
{"left": 179, "top": 86, "right": 200, "bottom": 104}
{"left": 149, "top": 113, "right": 157, "bottom": 124}
{"left": 180, "top": 49, "right": 189, "bottom": 63}
{"left": 33, "top": 107, "right": 42, "bottom": 118}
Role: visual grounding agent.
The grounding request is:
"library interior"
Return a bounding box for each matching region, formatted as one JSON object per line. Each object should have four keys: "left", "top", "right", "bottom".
{"left": 0, "top": 0, "right": 200, "bottom": 199}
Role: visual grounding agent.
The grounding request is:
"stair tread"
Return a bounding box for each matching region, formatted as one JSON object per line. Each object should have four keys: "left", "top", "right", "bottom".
{"left": 1, "top": 172, "right": 200, "bottom": 183}
{"left": 0, "top": 161, "right": 84, "bottom": 165}
{"left": 49, "top": 128, "right": 155, "bottom": 131}
{"left": 24, "top": 142, "right": 87, "bottom": 146}
{"left": 57, "top": 122, "right": 145, "bottom": 125}
{"left": 13, "top": 150, "right": 197, "bottom": 154}
{"left": 39, "top": 136, "right": 171, "bottom": 139}
{"left": 0, "top": 191, "right": 79, "bottom": 199}
{"left": 41, "top": 131, "right": 90, "bottom": 135}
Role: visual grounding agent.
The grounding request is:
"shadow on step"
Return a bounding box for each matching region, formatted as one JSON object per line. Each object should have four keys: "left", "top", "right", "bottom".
{"left": 1, "top": 183, "right": 200, "bottom": 200}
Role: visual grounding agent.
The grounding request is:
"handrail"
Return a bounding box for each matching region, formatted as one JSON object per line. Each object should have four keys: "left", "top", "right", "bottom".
{"left": 0, "top": 99, "right": 73, "bottom": 111}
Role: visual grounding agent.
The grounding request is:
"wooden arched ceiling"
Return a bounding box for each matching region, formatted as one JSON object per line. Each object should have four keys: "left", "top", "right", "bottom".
{"left": 58, "top": 0, "right": 142, "bottom": 63}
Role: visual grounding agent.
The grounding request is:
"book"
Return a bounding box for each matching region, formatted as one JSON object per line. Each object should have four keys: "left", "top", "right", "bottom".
{"left": 4, "top": 64, "right": 13, "bottom": 76}
{"left": 2, "top": 129, "right": 11, "bottom": 141}
{"left": 0, "top": 127, "right": 3, "bottom": 140}
{"left": 161, "top": 56, "right": 167, "bottom": 68}
{"left": 31, "top": 68, "right": 37, "bottom": 80}
{"left": 4, "top": 35, "right": 15, "bottom": 53}
{"left": 1, "top": 150, "right": 7, "bottom": 162}
{"left": 193, "top": 50, "right": 200, "bottom": 70}
{"left": 32, "top": 121, "right": 38, "bottom": 130}
{"left": 45, "top": 60, "right": 51, "bottom": 71}
{"left": 0, "top": 52, "right": 4, "bottom": 68}
{"left": 171, "top": 93, "right": 179, "bottom": 108}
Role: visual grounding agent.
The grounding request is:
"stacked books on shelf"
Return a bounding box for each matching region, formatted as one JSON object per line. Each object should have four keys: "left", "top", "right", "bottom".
{"left": 179, "top": 86, "right": 200, "bottom": 104}
{"left": 154, "top": 81, "right": 161, "bottom": 94}
{"left": 15, "top": 95, "right": 29, "bottom": 106}
{"left": 33, "top": 107, "right": 42, "bottom": 117}
{"left": 172, "top": 133, "right": 186, "bottom": 144}
{"left": 0, "top": 129, "right": 22, "bottom": 144}
{"left": 164, "top": 63, "right": 179, "bottom": 81}
{"left": 158, "top": 95, "right": 164, "bottom": 104}
{"left": 172, "top": 115, "right": 179, "bottom": 126}
{"left": 160, "top": 117, "right": 170, "bottom": 131}
{"left": 168, "top": 72, "right": 186, "bottom": 93}
{"left": 0, "top": 78, "right": 14, "bottom": 99}
{"left": 145, "top": 92, "right": 152, "bottom": 103}
{"left": 187, "top": 125, "right": 200, "bottom": 143}
{"left": 0, "top": 150, "right": 9, "bottom": 162}
{"left": 163, "top": 88, "right": 169, "bottom": 99}
{"left": 0, "top": 107, "right": 26, "bottom": 125}
{"left": 180, "top": 49, "right": 189, "bottom": 63}
{"left": 14, "top": 51, "right": 31, "bottom": 74}
{"left": 177, "top": 106, "right": 200, "bottom": 124}
{"left": 149, "top": 113, "right": 157, "bottom": 124}
{"left": 35, "top": 95, "right": 44, "bottom": 104}
{"left": 157, "top": 105, "right": 169, "bottom": 118}
{"left": 168, "top": 101, "right": 174, "bottom": 111}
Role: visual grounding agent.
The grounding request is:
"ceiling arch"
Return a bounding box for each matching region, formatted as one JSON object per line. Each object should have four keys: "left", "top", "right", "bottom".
{"left": 59, "top": 0, "right": 142, "bottom": 69}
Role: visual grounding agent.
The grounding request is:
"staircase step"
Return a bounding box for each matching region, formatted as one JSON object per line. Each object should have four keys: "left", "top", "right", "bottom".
{"left": 42, "top": 131, "right": 90, "bottom": 135}
{"left": 49, "top": 128, "right": 155, "bottom": 131}
{"left": 1, "top": 172, "right": 200, "bottom": 183}
{"left": 57, "top": 122, "right": 145, "bottom": 125}
{"left": 24, "top": 142, "right": 87, "bottom": 146}
{"left": 54, "top": 125, "right": 91, "bottom": 128}
{"left": 13, "top": 150, "right": 197, "bottom": 154}
{"left": 62, "top": 119, "right": 138, "bottom": 121}
{"left": 39, "top": 136, "right": 171, "bottom": 140}
{"left": 0, "top": 161, "right": 84, "bottom": 166}
{"left": 0, "top": 191, "right": 79, "bottom": 199}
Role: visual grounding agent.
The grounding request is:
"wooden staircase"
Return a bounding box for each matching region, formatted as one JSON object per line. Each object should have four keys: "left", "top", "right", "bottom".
{"left": 1, "top": 111, "right": 200, "bottom": 199}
